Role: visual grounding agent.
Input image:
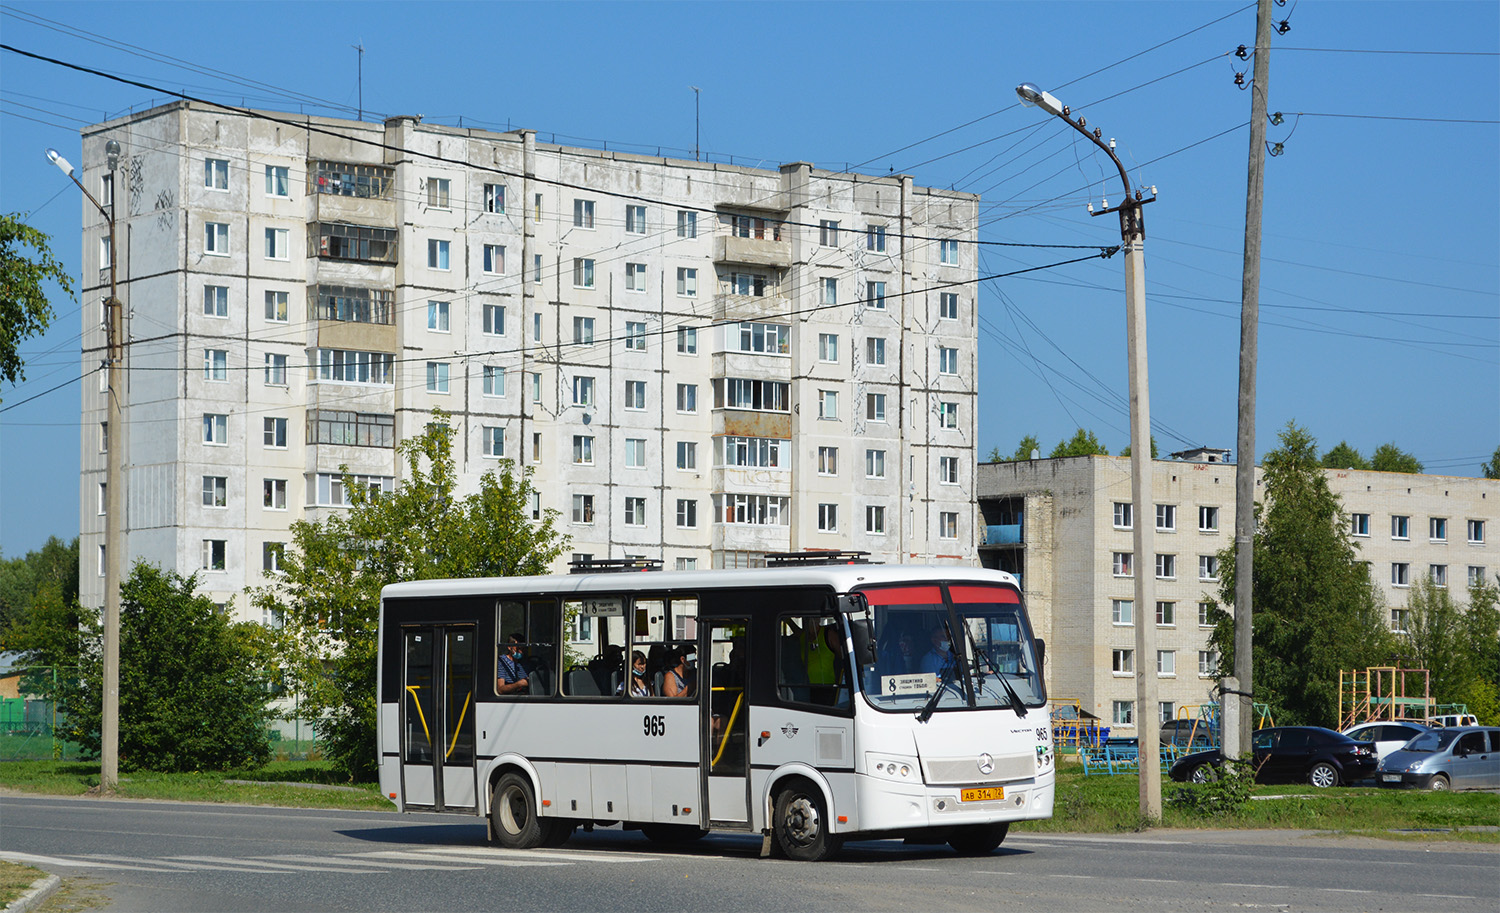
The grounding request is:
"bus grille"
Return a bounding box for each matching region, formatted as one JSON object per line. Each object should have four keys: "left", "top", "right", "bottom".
{"left": 923, "top": 753, "right": 1034, "bottom": 785}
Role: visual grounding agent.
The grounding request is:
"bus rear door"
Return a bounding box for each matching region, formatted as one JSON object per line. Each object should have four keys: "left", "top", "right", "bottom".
{"left": 401, "top": 625, "right": 477, "bottom": 811}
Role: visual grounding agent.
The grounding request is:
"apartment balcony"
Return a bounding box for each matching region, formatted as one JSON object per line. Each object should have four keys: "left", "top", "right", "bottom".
{"left": 980, "top": 524, "right": 1023, "bottom": 547}
{"left": 713, "top": 293, "right": 791, "bottom": 324}
{"left": 714, "top": 234, "right": 791, "bottom": 269}
{"left": 711, "top": 408, "right": 792, "bottom": 441}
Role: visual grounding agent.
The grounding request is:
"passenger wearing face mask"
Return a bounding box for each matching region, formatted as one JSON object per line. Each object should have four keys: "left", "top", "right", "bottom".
{"left": 919, "top": 625, "right": 955, "bottom": 678}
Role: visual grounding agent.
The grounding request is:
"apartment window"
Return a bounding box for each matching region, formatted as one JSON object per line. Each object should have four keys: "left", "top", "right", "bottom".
{"left": 533, "top": 193, "right": 543, "bottom": 222}
{"left": 734, "top": 322, "right": 789, "bottom": 355}
{"left": 1468, "top": 519, "right": 1486, "bottom": 544}
{"left": 1113, "top": 552, "right": 1133, "bottom": 577}
{"left": 1199, "top": 505, "right": 1220, "bottom": 532}
{"left": 310, "top": 472, "right": 394, "bottom": 507}
{"left": 572, "top": 316, "right": 595, "bottom": 345}
{"left": 311, "top": 161, "right": 393, "bottom": 198}
{"left": 1391, "top": 515, "right": 1410, "bottom": 540}
{"left": 1469, "top": 566, "right": 1487, "bottom": 586}
{"left": 96, "top": 482, "right": 106, "bottom": 516}
{"left": 677, "top": 267, "right": 697, "bottom": 297}
{"left": 1391, "top": 608, "right": 1410, "bottom": 634}
{"left": 866, "top": 505, "right": 887, "bottom": 534}
{"left": 530, "top": 491, "right": 541, "bottom": 519}
{"left": 483, "top": 183, "right": 506, "bottom": 213}
{"left": 866, "top": 337, "right": 886, "bottom": 365}
{"left": 676, "top": 210, "right": 697, "bottom": 238}
{"left": 263, "top": 542, "right": 285, "bottom": 573}
{"left": 264, "top": 227, "right": 289, "bottom": 260}
{"left": 1113, "top": 502, "right": 1132, "bottom": 529}
{"left": 939, "top": 456, "right": 959, "bottom": 485}
{"left": 866, "top": 449, "right": 886, "bottom": 479}
{"left": 1111, "top": 599, "right": 1133, "bottom": 625}
{"left": 1199, "top": 554, "right": 1220, "bottom": 581}
{"left": 201, "top": 539, "right": 227, "bottom": 572}
{"left": 201, "top": 475, "right": 227, "bottom": 508}
{"left": 1429, "top": 517, "right": 1447, "bottom": 542}
{"left": 1112, "top": 701, "right": 1134, "bottom": 726}
{"left": 677, "top": 327, "right": 698, "bottom": 354}
{"left": 819, "top": 220, "right": 839, "bottom": 247}
{"left": 572, "top": 494, "right": 595, "bottom": 524}
{"left": 718, "top": 437, "right": 784, "bottom": 470}
{"left": 817, "top": 390, "right": 838, "bottom": 420}
{"left": 204, "top": 158, "right": 228, "bottom": 189}
{"left": 624, "top": 380, "right": 646, "bottom": 410}
{"left": 1388, "top": 562, "right": 1410, "bottom": 587}
{"left": 818, "top": 503, "right": 839, "bottom": 533}
{"left": 1158, "top": 651, "right": 1176, "bottom": 676}
{"left": 483, "top": 427, "right": 505, "bottom": 458}
{"left": 264, "top": 353, "right": 287, "bottom": 386}
{"left": 867, "top": 393, "right": 887, "bottom": 422}
{"left": 573, "top": 198, "right": 595, "bottom": 228}
{"left": 716, "top": 494, "right": 789, "bottom": 526}
{"left": 864, "top": 281, "right": 887, "bottom": 310}
{"left": 1156, "top": 504, "right": 1176, "bottom": 532}
{"left": 483, "top": 304, "right": 506, "bottom": 336}
{"left": 939, "top": 346, "right": 959, "bottom": 375}
{"left": 729, "top": 271, "right": 767, "bottom": 297}
{"left": 198, "top": 284, "right": 228, "bottom": 318}
{"left": 1156, "top": 601, "right": 1175, "bottom": 626}
{"left": 204, "top": 349, "right": 227, "bottom": 381}
{"left": 938, "top": 401, "right": 958, "bottom": 428}
{"left": 533, "top": 253, "right": 542, "bottom": 285}
{"left": 572, "top": 376, "right": 595, "bottom": 407}
{"left": 625, "top": 204, "right": 646, "bottom": 234}
{"left": 482, "top": 244, "right": 505, "bottom": 275}
{"left": 676, "top": 441, "right": 697, "bottom": 470}
{"left": 819, "top": 333, "right": 839, "bottom": 362}
{"left": 533, "top": 313, "right": 543, "bottom": 342}
{"left": 1430, "top": 564, "right": 1448, "bottom": 588}
{"left": 817, "top": 446, "right": 838, "bottom": 476}
{"left": 313, "top": 285, "right": 393, "bottom": 324}
{"left": 427, "top": 300, "right": 450, "bottom": 332}
{"left": 427, "top": 239, "right": 450, "bottom": 270}
{"left": 573, "top": 258, "right": 596, "bottom": 288}
{"left": 866, "top": 225, "right": 886, "bottom": 252}
{"left": 263, "top": 417, "right": 286, "bottom": 448}
{"left": 309, "top": 410, "right": 394, "bottom": 448}
{"left": 676, "top": 499, "right": 698, "bottom": 529}
{"left": 1351, "top": 512, "right": 1370, "bottom": 537}
{"left": 1112, "top": 649, "right": 1133, "bottom": 674}
{"left": 938, "top": 511, "right": 958, "bottom": 539}
{"left": 1199, "top": 651, "right": 1218, "bottom": 677}
{"left": 100, "top": 421, "right": 108, "bottom": 454}
{"left": 100, "top": 173, "right": 114, "bottom": 208}
{"left": 939, "top": 239, "right": 959, "bottom": 265}
{"left": 317, "top": 349, "right": 394, "bottom": 385}
{"left": 572, "top": 435, "right": 595, "bottom": 464}
{"left": 204, "top": 221, "right": 229, "bottom": 256}
{"left": 426, "top": 362, "right": 449, "bottom": 393}
{"left": 821, "top": 277, "right": 838, "bottom": 306}
{"left": 939, "top": 292, "right": 959, "bottom": 320}
{"left": 1199, "top": 601, "right": 1214, "bottom": 627}
{"left": 531, "top": 432, "right": 541, "bottom": 463}
{"left": 1155, "top": 554, "right": 1176, "bottom": 580}
{"left": 265, "top": 290, "right": 288, "bottom": 322}
{"left": 482, "top": 365, "right": 505, "bottom": 397}
{"left": 263, "top": 479, "right": 287, "bottom": 510}
{"left": 676, "top": 383, "right": 697, "bottom": 413}
{"left": 625, "top": 262, "right": 647, "bottom": 292}
{"left": 531, "top": 372, "right": 542, "bottom": 404}
{"left": 427, "top": 177, "right": 451, "bottom": 209}
{"left": 625, "top": 321, "right": 647, "bottom": 350}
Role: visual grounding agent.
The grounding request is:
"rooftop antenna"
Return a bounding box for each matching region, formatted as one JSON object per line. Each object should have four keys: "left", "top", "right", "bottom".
{"left": 690, "top": 86, "right": 700, "bottom": 161}
{"left": 352, "top": 42, "right": 364, "bottom": 121}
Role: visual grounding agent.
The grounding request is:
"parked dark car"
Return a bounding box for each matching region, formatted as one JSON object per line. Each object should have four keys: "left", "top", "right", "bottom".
{"left": 1168, "top": 726, "right": 1378, "bottom": 788}
{"left": 1160, "top": 718, "right": 1219, "bottom": 748}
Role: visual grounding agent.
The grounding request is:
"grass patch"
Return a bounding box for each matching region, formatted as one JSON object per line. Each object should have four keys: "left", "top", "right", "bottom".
{"left": 1013, "top": 765, "right": 1500, "bottom": 840}
{"left": 0, "top": 760, "right": 391, "bottom": 810}
{"left": 0, "top": 860, "right": 43, "bottom": 907}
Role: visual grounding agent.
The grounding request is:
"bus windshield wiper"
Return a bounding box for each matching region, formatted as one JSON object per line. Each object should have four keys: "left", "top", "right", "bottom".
{"left": 916, "top": 659, "right": 957, "bottom": 724}
{"left": 959, "top": 619, "right": 1028, "bottom": 719}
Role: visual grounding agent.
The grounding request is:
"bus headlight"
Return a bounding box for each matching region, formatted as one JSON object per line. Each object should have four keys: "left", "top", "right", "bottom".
{"left": 867, "top": 753, "right": 921, "bottom": 781}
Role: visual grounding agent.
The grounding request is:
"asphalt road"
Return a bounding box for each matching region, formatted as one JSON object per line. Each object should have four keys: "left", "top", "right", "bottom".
{"left": 2, "top": 795, "right": 1495, "bottom": 912}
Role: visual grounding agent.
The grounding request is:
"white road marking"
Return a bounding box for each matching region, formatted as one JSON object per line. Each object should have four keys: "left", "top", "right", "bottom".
{"left": 414, "top": 845, "right": 666, "bottom": 863}
{"left": 170, "top": 855, "right": 344, "bottom": 872}
{"left": 271, "top": 854, "right": 475, "bottom": 872}
{"left": 359, "top": 850, "right": 571, "bottom": 867}
{"left": 0, "top": 851, "right": 182, "bottom": 873}
{"left": 1320, "top": 889, "right": 1374, "bottom": 894}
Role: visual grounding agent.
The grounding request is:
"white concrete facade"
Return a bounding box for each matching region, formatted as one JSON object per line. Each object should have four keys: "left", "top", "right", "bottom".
{"left": 75, "top": 102, "right": 980, "bottom": 621}
{"left": 977, "top": 454, "right": 1499, "bottom": 733}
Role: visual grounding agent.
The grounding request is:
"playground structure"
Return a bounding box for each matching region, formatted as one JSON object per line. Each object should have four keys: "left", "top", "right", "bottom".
{"left": 1338, "top": 666, "right": 1432, "bottom": 731}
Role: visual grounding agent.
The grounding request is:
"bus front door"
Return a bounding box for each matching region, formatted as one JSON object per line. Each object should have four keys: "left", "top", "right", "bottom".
{"left": 401, "top": 625, "right": 477, "bottom": 811}
{"left": 702, "top": 620, "right": 750, "bottom": 827}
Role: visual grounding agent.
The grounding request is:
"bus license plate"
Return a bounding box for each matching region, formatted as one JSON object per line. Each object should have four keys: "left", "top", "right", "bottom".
{"left": 961, "top": 786, "right": 1004, "bottom": 802}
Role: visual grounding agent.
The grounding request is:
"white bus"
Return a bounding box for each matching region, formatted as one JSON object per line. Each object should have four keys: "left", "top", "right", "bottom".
{"left": 376, "top": 558, "right": 1053, "bottom": 860}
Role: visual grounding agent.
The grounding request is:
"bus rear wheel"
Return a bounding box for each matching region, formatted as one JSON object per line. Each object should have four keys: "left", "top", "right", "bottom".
{"left": 491, "top": 772, "right": 547, "bottom": 849}
{"left": 948, "top": 822, "right": 1009, "bottom": 855}
{"left": 773, "top": 779, "right": 844, "bottom": 862}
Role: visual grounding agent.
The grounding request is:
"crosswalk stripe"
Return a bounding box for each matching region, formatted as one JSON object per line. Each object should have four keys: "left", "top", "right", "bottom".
{"left": 1, "top": 851, "right": 181, "bottom": 873}
{"left": 170, "top": 855, "right": 345, "bottom": 873}
{"left": 272, "top": 854, "right": 477, "bottom": 872}
{"left": 359, "top": 850, "right": 571, "bottom": 868}
{"left": 406, "top": 846, "right": 665, "bottom": 864}
{"left": 82, "top": 854, "right": 217, "bottom": 871}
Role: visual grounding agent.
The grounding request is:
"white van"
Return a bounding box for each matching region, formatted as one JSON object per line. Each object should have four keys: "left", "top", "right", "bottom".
{"left": 1430, "top": 714, "right": 1479, "bottom": 729}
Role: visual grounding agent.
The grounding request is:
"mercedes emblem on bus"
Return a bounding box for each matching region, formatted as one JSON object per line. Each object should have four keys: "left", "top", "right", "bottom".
{"left": 977, "top": 753, "right": 995, "bottom": 775}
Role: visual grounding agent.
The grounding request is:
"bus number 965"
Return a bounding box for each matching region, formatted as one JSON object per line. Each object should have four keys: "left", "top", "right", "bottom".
{"left": 643, "top": 715, "right": 666, "bottom": 737}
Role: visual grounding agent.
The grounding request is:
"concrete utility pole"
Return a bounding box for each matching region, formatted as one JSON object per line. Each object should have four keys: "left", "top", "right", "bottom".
{"left": 1015, "top": 84, "right": 1160, "bottom": 818}
{"left": 49, "top": 142, "right": 123, "bottom": 792}
{"left": 1228, "top": 0, "right": 1274, "bottom": 762}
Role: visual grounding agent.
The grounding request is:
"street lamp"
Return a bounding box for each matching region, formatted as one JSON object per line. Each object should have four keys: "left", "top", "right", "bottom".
{"left": 1015, "top": 83, "right": 1161, "bottom": 818}
{"left": 48, "top": 142, "right": 124, "bottom": 793}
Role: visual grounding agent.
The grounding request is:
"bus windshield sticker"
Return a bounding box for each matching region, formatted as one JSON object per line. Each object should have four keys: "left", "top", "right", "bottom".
{"left": 883, "top": 672, "right": 937, "bottom": 695}
{"left": 577, "top": 596, "right": 624, "bottom": 617}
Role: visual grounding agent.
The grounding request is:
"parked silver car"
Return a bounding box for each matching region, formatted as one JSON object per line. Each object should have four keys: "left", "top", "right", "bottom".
{"left": 1376, "top": 726, "right": 1500, "bottom": 791}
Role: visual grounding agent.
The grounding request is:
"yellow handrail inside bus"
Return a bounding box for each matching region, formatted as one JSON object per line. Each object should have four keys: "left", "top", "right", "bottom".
{"left": 710, "top": 689, "right": 744, "bottom": 768}
{"left": 446, "top": 691, "right": 472, "bottom": 760}
{"left": 404, "top": 685, "right": 431, "bottom": 746}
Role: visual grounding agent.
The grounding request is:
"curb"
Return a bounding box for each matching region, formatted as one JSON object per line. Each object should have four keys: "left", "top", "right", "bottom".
{"left": 4, "top": 874, "right": 60, "bottom": 913}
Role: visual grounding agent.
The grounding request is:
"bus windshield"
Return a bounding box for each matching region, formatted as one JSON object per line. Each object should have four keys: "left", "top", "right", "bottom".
{"left": 851, "top": 583, "right": 1045, "bottom": 714}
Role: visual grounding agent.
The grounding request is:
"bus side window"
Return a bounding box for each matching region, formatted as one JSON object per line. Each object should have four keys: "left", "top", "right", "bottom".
{"left": 496, "top": 599, "right": 558, "bottom": 697}
{"left": 633, "top": 599, "right": 667, "bottom": 698}
{"left": 777, "top": 614, "right": 847, "bottom": 707}
{"left": 562, "top": 597, "right": 626, "bottom": 697}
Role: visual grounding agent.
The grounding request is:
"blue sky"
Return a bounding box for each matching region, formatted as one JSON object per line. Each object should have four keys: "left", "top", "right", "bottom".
{"left": 2, "top": 1, "right": 1496, "bottom": 558}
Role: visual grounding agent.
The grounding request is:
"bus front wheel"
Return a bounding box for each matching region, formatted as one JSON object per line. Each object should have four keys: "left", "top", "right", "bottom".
{"left": 491, "top": 772, "right": 547, "bottom": 849}
{"left": 948, "top": 822, "right": 1009, "bottom": 855}
{"left": 773, "top": 779, "right": 844, "bottom": 862}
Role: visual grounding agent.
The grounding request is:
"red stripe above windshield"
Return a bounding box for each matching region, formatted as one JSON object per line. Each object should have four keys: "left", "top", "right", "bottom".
{"left": 859, "top": 585, "right": 943, "bottom": 606}
{"left": 949, "top": 584, "right": 1020, "bottom": 605}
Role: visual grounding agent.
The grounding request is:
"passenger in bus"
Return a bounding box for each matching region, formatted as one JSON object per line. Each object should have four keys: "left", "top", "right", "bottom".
{"left": 919, "top": 625, "right": 956, "bottom": 678}
{"left": 664, "top": 646, "right": 696, "bottom": 698}
{"left": 618, "top": 650, "right": 653, "bottom": 696}
{"left": 496, "top": 633, "right": 531, "bottom": 695}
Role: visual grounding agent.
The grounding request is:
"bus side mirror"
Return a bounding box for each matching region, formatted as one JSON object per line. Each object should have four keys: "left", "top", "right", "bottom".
{"left": 1036, "top": 638, "right": 1045, "bottom": 673}
{"left": 849, "top": 618, "right": 876, "bottom": 666}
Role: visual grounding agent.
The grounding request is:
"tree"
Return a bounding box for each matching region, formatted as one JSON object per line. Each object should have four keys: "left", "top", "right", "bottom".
{"left": 254, "top": 415, "right": 567, "bottom": 780}
{"left": 1369, "top": 442, "right": 1423, "bottom": 474}
{"left": 0, "top": 535, "right": 79, "bottom": 648}
{"left": 1397, "top": 578, "right": 1475, "bottom": 707}
{"left": 0, "top": 214, "right": 74, "bottom": 392}
{"left": 1482, "top": 446, "right": 1500, "bottom": 480}
{"left": 1209, "top": 422, "right": 1393, "bottom": 727}
{"left": 1320, "top": 441, "right": 1369, "bottom": 471}
{"left": 988, "top": 434, "right": 1041, "bottom": 462}
{"left": 1119, "top": 436, "right": 1159, "bottom": 459}
{"left": 61, "top": 563, "right": 274, "bottom": 772}
{"left": 1049, "top": 428, "right": 1109, "bottom": 458}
